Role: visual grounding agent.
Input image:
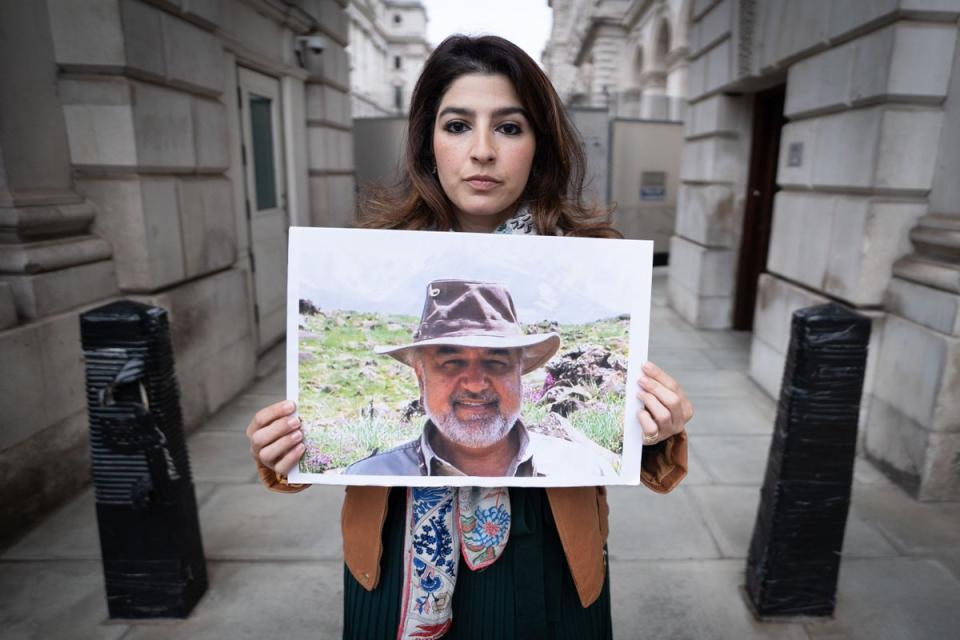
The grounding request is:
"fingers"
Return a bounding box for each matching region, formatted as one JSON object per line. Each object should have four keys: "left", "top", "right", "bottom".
{"left": 636, "top": 361, "right": 695, "bottom": 443}
{"left": 643, "top": 361, "right": 694, "bottom": 422}
{"left": 637, "top": 408, "right": 661, "bottom": 443}
{"left": 274, "top": 441, "right": 306, "bottom": 476}
{"left": 246, "top": 400, "right": 303, "bottom": 472}
{"left": 246, "top": 400, "right": 296, "bottom": 439}
{"left": 256, "top": 420, "right": 303, "bottom": 467}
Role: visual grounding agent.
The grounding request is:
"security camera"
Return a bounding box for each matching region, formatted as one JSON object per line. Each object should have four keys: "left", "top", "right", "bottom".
{"left": 297, "top": 35, "right": 326, "bottom": 55}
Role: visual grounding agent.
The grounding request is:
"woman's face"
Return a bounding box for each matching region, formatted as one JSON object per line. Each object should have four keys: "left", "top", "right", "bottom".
{"left": 432, "top": 73, "right": 536, "bottom": 232}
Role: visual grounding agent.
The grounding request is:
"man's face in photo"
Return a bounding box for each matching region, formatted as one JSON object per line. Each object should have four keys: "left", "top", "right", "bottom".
{"left": 414, "top": 345, "right": 524, "bottom": 449}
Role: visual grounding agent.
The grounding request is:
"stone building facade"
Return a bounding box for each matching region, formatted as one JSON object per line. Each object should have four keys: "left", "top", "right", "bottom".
{"left": 547, "top": 1, "right": 960, "bottom": 500}
{"left": 346, "top": 0, "right": 430, "bottom": 117}
{"left": 670, "top": 0, "right": 960, "bottom": 501}
{"left": 0, "top": 0, "right": 356, "bottom": 545}
{"left": 543, "top": 0, "right": 691, "bottom": 121}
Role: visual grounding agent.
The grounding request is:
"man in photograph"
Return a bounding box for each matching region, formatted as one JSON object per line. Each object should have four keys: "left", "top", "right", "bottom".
{"left": 345, "top": 279, "right": 618, "bottom": 477}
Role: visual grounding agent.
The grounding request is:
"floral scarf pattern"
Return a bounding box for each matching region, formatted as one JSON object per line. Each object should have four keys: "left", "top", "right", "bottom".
{"left": 397, "top": 209, "right": 531, "bottom": 640}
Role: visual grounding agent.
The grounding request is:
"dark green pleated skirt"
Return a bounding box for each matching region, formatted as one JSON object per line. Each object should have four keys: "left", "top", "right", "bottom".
{"left": 343, "top": 487, "right": 613, "bottom": 640}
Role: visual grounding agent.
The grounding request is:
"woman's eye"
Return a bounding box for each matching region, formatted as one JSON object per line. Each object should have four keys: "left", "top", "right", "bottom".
{"left": 498, "top": 123, "right": 522, "bottom": 136}
{"left": 444, "top": 121, "right": 469, "bottom": 134}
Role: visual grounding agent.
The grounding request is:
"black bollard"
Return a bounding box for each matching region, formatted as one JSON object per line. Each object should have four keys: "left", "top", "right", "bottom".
{"left": 746, "top": 303, "right": 870, "bottom": 618}
{"left": 80, "top": 300, "right": 207, "bottom": 618}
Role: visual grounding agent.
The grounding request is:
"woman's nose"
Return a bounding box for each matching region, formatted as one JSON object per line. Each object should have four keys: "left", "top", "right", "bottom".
{"left": 470, "top": 130, "right": 496, "bottom": 163}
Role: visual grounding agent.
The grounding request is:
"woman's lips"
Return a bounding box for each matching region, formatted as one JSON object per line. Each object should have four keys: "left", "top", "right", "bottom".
{"left": 464, "top": 178, "right": 500, "bottom": 191}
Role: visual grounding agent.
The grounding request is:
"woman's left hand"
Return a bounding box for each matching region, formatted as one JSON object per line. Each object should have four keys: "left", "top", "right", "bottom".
{"left": 637, "top": 361, "right": 693, "bottom": 445}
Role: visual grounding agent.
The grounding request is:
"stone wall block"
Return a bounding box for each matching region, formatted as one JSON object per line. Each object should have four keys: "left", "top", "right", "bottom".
{"left": 131, "top": 80, "right": 196, "bottom": 169}
{"left": 691, "top": 0, "right": 732, "bottom": 57}
{"left": 0, "top": 284, "right": 16, "bottom": 329}
{"left": 871, "top": 314, "right": 960, "bottom": 432}
{"left": 313, "top": 0, "right": 350, "bottom": 41}
{"left": 886, "top": 277, "right": 960, "bottom": 336}
{"left": 776, "top": 119, "right": 817, "bottom": 187}
{"left": 875, "top": 108, "right": 942, "bottom": 192}
{"left": 181, "top": 0, "right": 223, "bottom": 28}
{"left": 119, "top": 0, "right": 166, "bottom": 78}
{"left": 920, "top": 432, "right": 960, "bottom": 501}
{"left": 192, "top": 97, "right": 229, "bottom": 170}
{"left": 887, "top": 23, "right": 956, "bottom": 99}
{"left": 161, "top": 12, "right": 224, "bottom": 94}
{"left": 177, "top": 177, "right": 236, "bottom": 278}
{"left": 763, "top": 0, "right": 832, "bottom": 70}
{"left": 810, "top": 108, "right": 883, "bottom": 190}
{"left": 47, "top": 0, "right": 125, "bottom": 67}
{"left": 826, "top": 0, "right": 897, "bottom": 42}
{"left": 747, "top": 331, "right": 784, "bottom": 399}
{"left": 703, "top": 38, "right": 733, "bottom": 96}
{"left": 785, "top": 38, "right": 854, "bottom": 117}
{"left": 81, "top": 176, "right": 186, "bottom": 291}
{"left": 668, "top": 234, "right": 736, "bottom": 296}
{"left": 675, "top": 184, "right": 739, "bottom": 247}
{"left": 2, "top": 261, "right": 118, "bottom": 320}
{"left": 0, "top": 312, "right": 86, "bottom": 450}
{"left": 308, "top": 175, "right": 356, "bottom": 227}
{"left": 680, "top": 136, "right": 744, "bottom": 183}
{"left": 61, "top": 97, "right": 138, "bottom": 168}
{"left": 766, "top": 191, "right": 838, "bottom": 293}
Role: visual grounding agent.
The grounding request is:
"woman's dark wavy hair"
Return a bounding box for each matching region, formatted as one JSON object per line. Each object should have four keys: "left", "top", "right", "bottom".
{"left": 359, "top": 34, "right": 619, "bottom": 238}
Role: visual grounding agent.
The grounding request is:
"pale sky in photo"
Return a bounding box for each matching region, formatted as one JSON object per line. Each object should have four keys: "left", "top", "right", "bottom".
{"left": 292, "top": 228, "right": 651, "bottom": 325}
{"left": 419, "top": 0, "right": 554, "bottom": 65}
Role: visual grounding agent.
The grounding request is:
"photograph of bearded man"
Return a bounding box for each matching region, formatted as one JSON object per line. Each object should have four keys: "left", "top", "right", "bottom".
{"left": 345, "top": 279, "right": 617, "bottom": 477}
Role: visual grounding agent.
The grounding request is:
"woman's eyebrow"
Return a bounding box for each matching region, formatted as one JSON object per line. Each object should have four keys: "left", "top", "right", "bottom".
{"left": 437, "top": 106, "right": 529, "bottom": 119}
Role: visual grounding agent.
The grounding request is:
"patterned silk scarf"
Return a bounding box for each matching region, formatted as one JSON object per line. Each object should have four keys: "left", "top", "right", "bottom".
{"left": 396, "top": 209, "right": 534, "bottom": 640}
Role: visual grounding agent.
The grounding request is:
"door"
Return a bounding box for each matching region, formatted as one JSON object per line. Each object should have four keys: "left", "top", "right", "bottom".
{"left": 733, "top": 84, "right": 786, "bottom": 330}
{"left": 238, "top": 67, "right": 287, "bottom": 352}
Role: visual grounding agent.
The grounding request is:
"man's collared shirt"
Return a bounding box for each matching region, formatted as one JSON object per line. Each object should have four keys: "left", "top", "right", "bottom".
{"left": 344, "top": 419, "right": 617, "bottom": 477}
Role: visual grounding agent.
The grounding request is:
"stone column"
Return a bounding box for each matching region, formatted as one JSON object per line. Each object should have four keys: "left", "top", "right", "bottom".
{"left": 865, "top": 25, "right": 960, "bottom": 501}
{"left": 0, "top": 0, "right": 117, "bottom": 325}
{"left": 302, "top": 9, "right": 356, "bottom": 229}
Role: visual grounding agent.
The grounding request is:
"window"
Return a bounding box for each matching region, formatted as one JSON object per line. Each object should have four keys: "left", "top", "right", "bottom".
{"left": 249, "top": 94, "right": 277, "bottom": 210}
{"left": 394, "top": 56, "right": 402, "bottom": 70}
{"left": 394, "top": 85, "right": 403, "bottom": 110}
{"left": 393, "top": 14, "right": 402, "bottom": 24}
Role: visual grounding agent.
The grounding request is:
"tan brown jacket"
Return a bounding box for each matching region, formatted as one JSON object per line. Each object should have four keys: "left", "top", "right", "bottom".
{"left": 258, "top": 431, "right": 687, "bottom": 608}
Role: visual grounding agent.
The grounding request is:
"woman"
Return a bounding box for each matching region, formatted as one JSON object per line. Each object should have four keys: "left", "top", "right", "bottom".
{"left": 247, "top": 35, "right": 692, "bottom": 639}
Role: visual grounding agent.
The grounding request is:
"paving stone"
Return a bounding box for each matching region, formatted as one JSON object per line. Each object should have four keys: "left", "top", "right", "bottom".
{"left": 648, "top": 346, "right": 720, "bottom": 371}
{"left": 121, "top": 561, "right": 342, "bottom": 640}
{"left": 609, "top": 559, "right": 809, "bottom": 639}
{"left": 681, "top": 446, "right": 714, "bottom": 486}
{"left": 683, "top": 396, "right": 775, "bottom": 436}
{"left": 679, "top": 370, "right": 769, "bottom": 400}
{"left": 698, "top": 329, "right": 753, "bottom": 351}
{"left": 198, "top": 483, "right": 345, "bottom": 560}
{"left": 690, "top": 435, "right": 772, "bottom": 485}
{"left": 0, "top": 560, "right": 127, "bottom": 639}
{"left": 187, "top": 431, "right": 259, "bottom": 483}
{"left": 606, "top": 486, "right": 721, "bottom": 561}
{"left": 804, "top": 558, "right": 960, "bottom": 640}
{"left": 691, "top": 486, "right": 898, "bottom": 560}
{"left": 3, "top": 483, "right": 217, "bottom": 561}
{"left": 849, "top": 485, "right": 960, "bottom": 553}
{"left": 701, "top": 346, "right": 751, "bottom": 370}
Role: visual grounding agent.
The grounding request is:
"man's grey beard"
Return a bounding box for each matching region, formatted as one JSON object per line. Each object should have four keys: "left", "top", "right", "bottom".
{"left": 428, "top": 407, "right": 520, "bottom": 448}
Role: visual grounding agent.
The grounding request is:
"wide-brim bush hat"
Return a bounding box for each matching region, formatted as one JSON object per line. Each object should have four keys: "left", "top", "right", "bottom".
{"left": 375, "top": 279, "right": 560, "bottom": 374}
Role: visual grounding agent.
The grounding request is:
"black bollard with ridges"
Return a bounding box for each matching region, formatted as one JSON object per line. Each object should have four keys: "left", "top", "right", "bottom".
{"left": 746, "top": 303, "right": 870, "bottom": 618}
{"left": 80, "top": 300, "right": 207, "bottom": 618}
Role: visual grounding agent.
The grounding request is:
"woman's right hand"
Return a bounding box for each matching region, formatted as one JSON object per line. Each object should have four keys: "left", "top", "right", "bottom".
{"left": 245, "top": 400, "right": 304, "bottom": 476}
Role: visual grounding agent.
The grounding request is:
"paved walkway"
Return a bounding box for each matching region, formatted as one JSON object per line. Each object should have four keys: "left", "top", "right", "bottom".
{"left": 3, "top": 271, "right": 960, "bottom": 639}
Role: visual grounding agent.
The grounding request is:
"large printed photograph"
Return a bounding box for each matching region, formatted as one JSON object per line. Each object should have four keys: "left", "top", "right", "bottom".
{"left": 286, "top": 228, "right": 653, "bottom": 487}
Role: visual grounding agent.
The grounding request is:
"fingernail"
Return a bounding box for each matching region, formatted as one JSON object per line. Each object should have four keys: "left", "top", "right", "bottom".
{"left": 291, "top": 430, "right": 302, "bottom": 442}
{"left": 297, "top": 443, "right": 306, "bottom": 452}
{"left": 638, "top": 375, "right": 648, "bottom": 385}
{"left": 283, "top": 400, "right": 295, "bottom": 412}
{"left": 287, "top": 416, "right": 299, "bottom": 428}
{"left": 643, "top": 362, "right": 655, "bottom": 373}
